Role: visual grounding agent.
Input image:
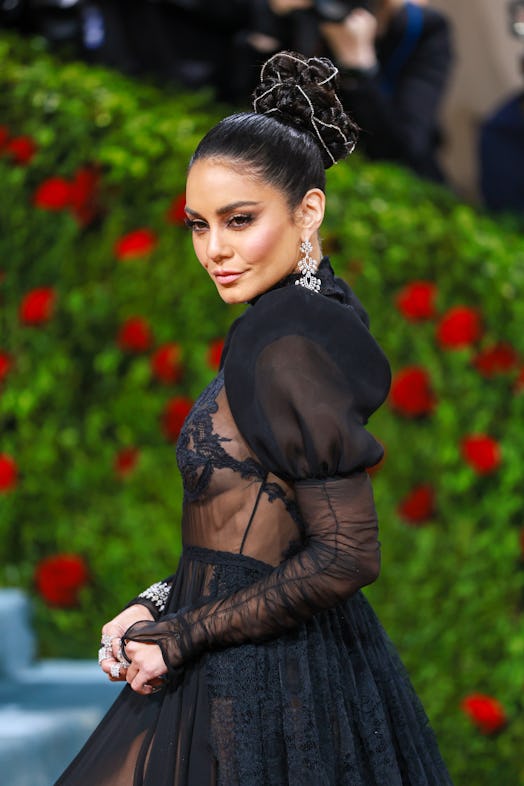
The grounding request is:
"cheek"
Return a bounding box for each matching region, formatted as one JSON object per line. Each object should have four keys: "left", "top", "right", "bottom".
{"left": 242, "top": 222, "right": 293, "bottom": 264}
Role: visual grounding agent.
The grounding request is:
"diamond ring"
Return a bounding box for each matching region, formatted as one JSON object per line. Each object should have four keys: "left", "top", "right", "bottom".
{"left": 98, "top": 645, "right": 113, "bottom": 664}
{"left": 110, "top": 662, "right": 124, "bottom": 678}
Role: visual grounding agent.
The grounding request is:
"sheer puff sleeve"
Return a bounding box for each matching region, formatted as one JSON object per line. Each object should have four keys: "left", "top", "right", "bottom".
{"left": 224, "top": 286, "right": 390, "bottom": 479}
{"left": 123, "top": 287, "right": 391, "bottom": 679}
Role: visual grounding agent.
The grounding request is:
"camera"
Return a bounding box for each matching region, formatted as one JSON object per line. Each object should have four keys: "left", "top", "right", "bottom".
{"left": 509, "top": 0, "right": 524, "bottom": 37}
{"left": 312, "top": 0, "right": 379, "bottom": 24}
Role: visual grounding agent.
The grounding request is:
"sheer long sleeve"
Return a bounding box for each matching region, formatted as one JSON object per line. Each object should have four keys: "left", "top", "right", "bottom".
{"left": 123, "top": 285, "right": 391, "bottom": 676}
{"left": 124, "top": 473, "right": 380, "bottom": 676}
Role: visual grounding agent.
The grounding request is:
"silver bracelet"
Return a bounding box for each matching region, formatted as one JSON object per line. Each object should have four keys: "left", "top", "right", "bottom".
{"left": 138, "top": 581, "right": 170, "bottom": 613}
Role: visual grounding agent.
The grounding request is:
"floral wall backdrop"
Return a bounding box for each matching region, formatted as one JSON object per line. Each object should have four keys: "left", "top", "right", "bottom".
{"left": 1, "top": 35, "right": 524, "bottom": 785}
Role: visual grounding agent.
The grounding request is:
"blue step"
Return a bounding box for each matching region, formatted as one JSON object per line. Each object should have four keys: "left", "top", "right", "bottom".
{"left": 0, "top": 589, "right": 35, "bottom": 676}
{"left": 0, "top": 590, "right": 122, "bottom": 786}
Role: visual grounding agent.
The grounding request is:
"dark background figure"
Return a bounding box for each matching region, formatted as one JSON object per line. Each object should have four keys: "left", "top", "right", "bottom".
{"left": 83, "top": 1, "right": 251, "bottom": 94}
{"left": 0, "top": 0, "right": 252, "bottom": 94}
{"left": 240, "top": 1, "right": 453, "bottom": 181}
{"left": 479, "top": 0, "right": 524, "bottom": 213}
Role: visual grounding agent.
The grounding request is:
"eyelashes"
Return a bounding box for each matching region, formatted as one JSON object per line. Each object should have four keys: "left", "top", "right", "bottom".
{"left": 184, "top": 217, "right": 200, "bottom": 231}
{"left": 229, "top": 214, "right": 254, "bottom": 228}
{"left": 184, "top": 214, "right": 255, "bottom": 232}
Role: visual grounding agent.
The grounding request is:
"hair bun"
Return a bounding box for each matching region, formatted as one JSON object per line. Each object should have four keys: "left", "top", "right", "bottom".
{"left": 252, "top": 51, "right": 358, "bottom": 168}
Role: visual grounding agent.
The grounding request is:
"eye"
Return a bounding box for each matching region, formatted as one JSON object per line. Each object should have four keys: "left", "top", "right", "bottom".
{"left": 228, "top": 214, "right": 254, "bottom": 229}
{"left": 184, "top": 217, "right": 208, "bottom": 233}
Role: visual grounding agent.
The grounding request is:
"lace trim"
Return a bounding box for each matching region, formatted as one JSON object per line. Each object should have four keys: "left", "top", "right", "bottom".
{"left": 184, "top": 544, "right": 273, "bottom": 573}
{"left": 138, "top": 581, "right": 171, "bottom": 613}
{"left": 176, "top": 372, "right": 266, "bottom": 502}
{"left": 265, "top": 481, "right": 305, "bottom": 536}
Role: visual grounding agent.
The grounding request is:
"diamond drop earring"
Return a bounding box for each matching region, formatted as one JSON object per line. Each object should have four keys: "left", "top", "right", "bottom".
{"left": 295, "top": 239, "right": 321, "bottom": 293}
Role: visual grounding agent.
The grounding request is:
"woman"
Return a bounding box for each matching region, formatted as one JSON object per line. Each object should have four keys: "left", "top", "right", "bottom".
{"left": 55, "top": 51, "right": 452, "bottom": 785}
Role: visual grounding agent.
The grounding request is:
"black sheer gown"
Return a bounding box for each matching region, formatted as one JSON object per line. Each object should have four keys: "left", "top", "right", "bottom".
{"left": 55, "top": 259, "right": 453, "bottom": 786}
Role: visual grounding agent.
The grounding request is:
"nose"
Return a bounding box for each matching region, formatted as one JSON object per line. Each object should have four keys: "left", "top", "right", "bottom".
{"left": 206, "top": 227, "right": 232, "bottom": 264}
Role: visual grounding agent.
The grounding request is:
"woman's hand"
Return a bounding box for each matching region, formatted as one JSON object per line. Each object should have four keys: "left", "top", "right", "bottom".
{"left": 321, "top": 9, "right": 378, "bottom": 70}
{"left": 99, "top": 604, "right": 154, "bottom": 683}
{"left": 123, "top": 640, "right": 169, "bottom": 695}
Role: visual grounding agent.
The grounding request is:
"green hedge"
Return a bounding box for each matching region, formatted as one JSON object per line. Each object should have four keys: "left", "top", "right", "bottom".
{"left": 1, "top": 34, "right": 524, "bottom": 785}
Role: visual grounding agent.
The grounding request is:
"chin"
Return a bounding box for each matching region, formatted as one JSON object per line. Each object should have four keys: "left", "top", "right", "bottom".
{"left": 214, "top": 281, "right": 254, "bottom": 305}
{"left": 217, "top": 290, "right": 249, "bottom": 305}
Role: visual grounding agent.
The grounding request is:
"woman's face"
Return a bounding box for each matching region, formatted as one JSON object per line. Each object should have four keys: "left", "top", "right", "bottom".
{"left": 185, "top": 158, "right": 310, "bottom": 304}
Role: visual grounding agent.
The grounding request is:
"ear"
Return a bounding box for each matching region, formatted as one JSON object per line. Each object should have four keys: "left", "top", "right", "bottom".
{"left": 294, "top": 188, "right": 325, "bottom": 237}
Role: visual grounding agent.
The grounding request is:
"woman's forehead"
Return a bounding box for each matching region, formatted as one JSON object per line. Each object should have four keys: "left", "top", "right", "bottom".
{"left": 186, "top": 159, "right": 286, "bottom": 210}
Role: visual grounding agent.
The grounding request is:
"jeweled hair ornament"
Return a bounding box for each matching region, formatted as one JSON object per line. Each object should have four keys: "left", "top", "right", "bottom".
{"left": 253, "top": 52, "right": 356, "bottom": 165}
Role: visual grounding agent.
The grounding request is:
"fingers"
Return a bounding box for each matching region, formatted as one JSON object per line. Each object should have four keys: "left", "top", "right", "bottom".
{"left": 125, "top": 661, "right": 157, "bottom": 695}
{"left": 99, "top": 628, "right": 168, "bottom": 695}
{"left": 123, "top": 642, "right": 168, "bottom": 695}
{"left": 98, "top": 629, "right": 129, "bottom": 682}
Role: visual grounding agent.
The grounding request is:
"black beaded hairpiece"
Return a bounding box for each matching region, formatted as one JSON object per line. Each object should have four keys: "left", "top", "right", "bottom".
{"left": 253, "top": 52, "right": 356, "bottom": 166}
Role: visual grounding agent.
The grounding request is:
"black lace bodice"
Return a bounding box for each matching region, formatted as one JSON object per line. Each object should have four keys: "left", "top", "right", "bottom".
{"left": 176, "top": 371, "right": 265, "bottom": 504}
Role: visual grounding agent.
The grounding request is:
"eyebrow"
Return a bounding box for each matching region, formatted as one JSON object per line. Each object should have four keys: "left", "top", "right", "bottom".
{"left": 185, "top": 200, "right": 261, "bottom": 217}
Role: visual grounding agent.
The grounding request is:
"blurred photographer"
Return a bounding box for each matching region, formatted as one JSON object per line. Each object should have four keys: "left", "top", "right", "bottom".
{"left": 243, "top": 0, "right": 453, "bottom": 180}
{"left": 479, "top": 0, "right": 524, "bottom": 213}
{"left": 321, "top": 0, "right": 453, "bottom": 180}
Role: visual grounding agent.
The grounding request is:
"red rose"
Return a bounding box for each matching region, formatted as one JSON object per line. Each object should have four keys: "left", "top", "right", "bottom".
{"left": 69, "top": 166, "right": 101, "bottom": 226}
{"left": 117, "top": 316, "right": 153, "bottom": 352}
{"left": 0, "top": 454, "right": 17, "bottom": 493}
{"left": 461, "top": 694, "right": 507, "bottom": 735}
{"left": 166, "top": 193, "right": 187, "bottom": 225}
{"left": 389, "top": 367, "right": 436, "bottom": 417}
{"left": 162, "top": 396, "right": 193, "bottom": 441}
{"left": 519, "top": 528, "right": 524, "bottom": 560}
{"left": 114, "top": 447, "right": 140, "bottom": 478}
{"left": 395, "top": 281, "right": 437, "bottom": 321}
{"left": 437, "top": 306, "right": 482, "bottom": 349}
{"left": 397, "top": 484, "right": 435, "bottom": 524}
{"left": 151, "top": 343, "right": 183, "bottom": 384}
{"left": 5, "top": 135, "right": 37, "bottom": 165}
{"left": 19, "top": 287, "right": 56, "bottom": 325}
{"left": 473, "top": 343, "right": 518, "bottom": 377}
{"left": 114, "top": 228, "right": 157, "bottom": 260}
{"left": 461, "top": 434, "right": 501, "bottom": 474}
{"left": 0, "top": 352, "right": 12, "bottom": 383}
{"left": 35, "top": 554, "right": 89, "bottom": 607}
{"left": 0, "top": 125, "right": 9, "bottom": 151}
{"left": 34, "top": 177, "right": 71, "bottom": 210}
{"left": 207, "top": 338, "right": 225, "bottom": 371}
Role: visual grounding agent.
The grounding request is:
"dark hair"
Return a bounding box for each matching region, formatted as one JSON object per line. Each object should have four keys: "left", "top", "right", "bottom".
{"left": 189, "top": 52, "right": 358, "bottom": 209}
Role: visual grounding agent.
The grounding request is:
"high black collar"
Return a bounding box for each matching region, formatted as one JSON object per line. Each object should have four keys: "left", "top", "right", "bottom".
{"left": 249, "top": 257, "right": 346, "bottom": 306}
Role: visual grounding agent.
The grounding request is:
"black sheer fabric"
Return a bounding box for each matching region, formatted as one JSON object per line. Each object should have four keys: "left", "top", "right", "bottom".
{"left": 55, "top": 259, "right": 453, "bottom": 786}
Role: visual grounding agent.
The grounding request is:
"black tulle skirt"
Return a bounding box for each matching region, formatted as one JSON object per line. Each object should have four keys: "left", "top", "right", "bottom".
{"left": 55, "top": 547, "right": 453, "bottom": 786}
